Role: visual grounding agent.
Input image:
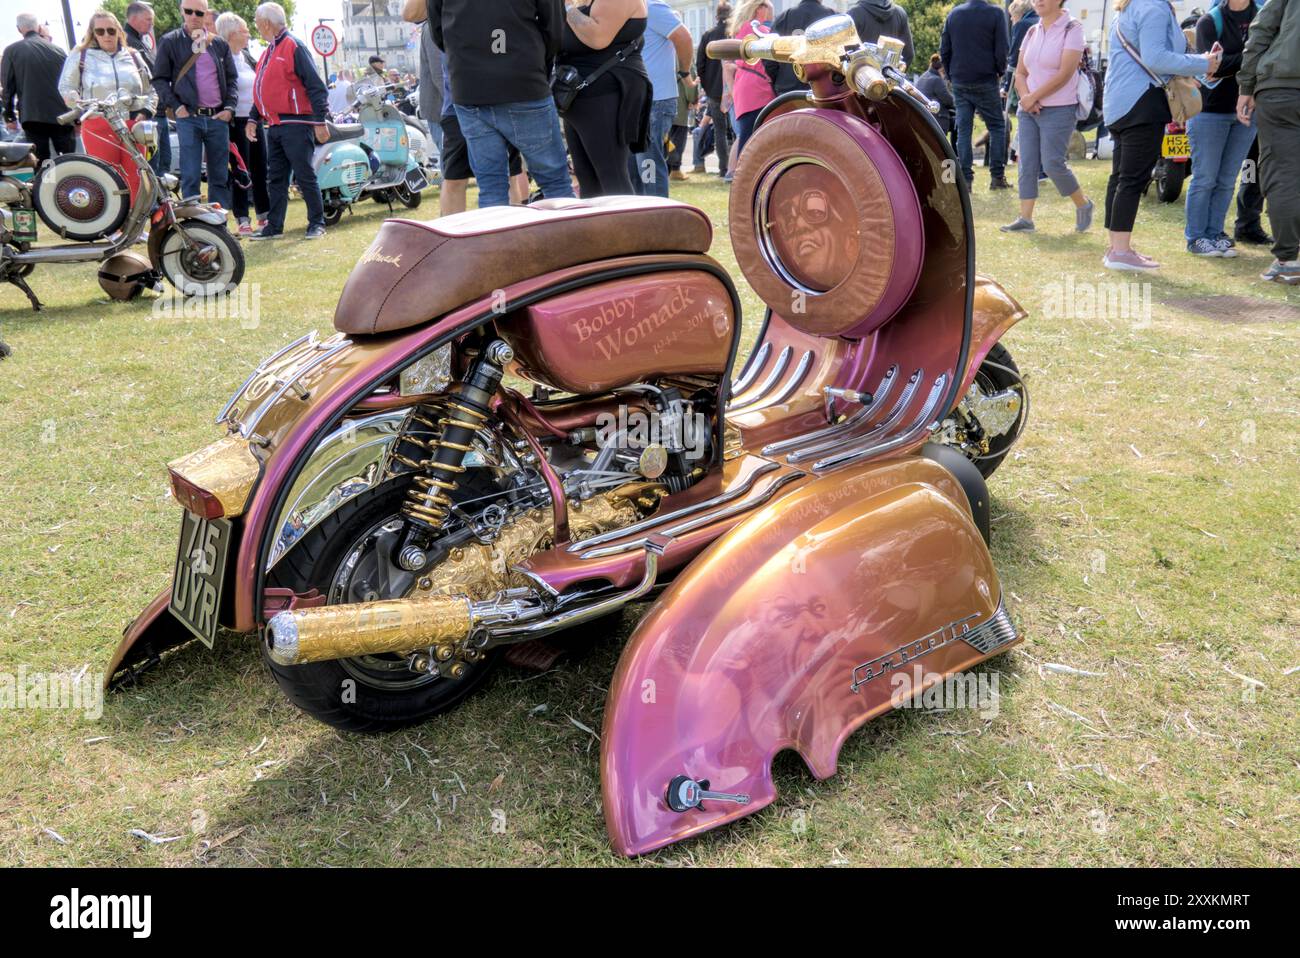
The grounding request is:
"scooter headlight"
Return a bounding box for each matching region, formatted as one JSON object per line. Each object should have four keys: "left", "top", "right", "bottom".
{"left": 131, "top": 120, "right": 158, "bottom": 149}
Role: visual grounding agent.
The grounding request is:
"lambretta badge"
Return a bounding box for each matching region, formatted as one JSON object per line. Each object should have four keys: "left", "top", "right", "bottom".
{"left": 850, "top": 613, "right": 980, "bottom": 693}
{"left": 360, "top": 245, "right": 402, "bottom": 267}
{"left": 49, "top": 888, "right": 152, "bottom": 938}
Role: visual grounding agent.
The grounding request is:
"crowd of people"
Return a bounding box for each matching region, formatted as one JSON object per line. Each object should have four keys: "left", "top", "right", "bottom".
{"left": 2, "top": 0, "right": 1296, "bottom": 284}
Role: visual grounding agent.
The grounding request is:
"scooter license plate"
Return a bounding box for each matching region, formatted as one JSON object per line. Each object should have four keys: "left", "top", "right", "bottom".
{"left": 1161, "top": 134, "right": 1190, "bottom": 159}
{"left": 405, "top": 168, "right": 428, "bottom": 193}
{"left": 168, "top": 511, "right": 233, "bottom": 648}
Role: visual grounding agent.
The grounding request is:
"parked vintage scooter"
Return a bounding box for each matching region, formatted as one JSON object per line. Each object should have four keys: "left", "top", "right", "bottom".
{"left": 110, "top": 17, "right": 1029, "bottom": 856}
{"left": 0, "top": 93, "right": 245, "bottom": 310}
{"left": 314, "top": 81, "right": 433, "bottom": 225}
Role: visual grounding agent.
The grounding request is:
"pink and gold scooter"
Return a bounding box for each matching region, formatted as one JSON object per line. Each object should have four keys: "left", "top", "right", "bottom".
{"left": 111, "top": 16, "right": 1028, "bottom": 856}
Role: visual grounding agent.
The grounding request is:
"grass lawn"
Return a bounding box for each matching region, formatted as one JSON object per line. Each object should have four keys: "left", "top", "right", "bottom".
{"left": 1, "top": 160, "right": 1297, "bottom": 867}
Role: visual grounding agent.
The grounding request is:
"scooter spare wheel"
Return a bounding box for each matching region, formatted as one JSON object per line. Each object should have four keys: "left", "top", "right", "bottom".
{"left": 34, "top": 154, "right": 130, "bottom": 241}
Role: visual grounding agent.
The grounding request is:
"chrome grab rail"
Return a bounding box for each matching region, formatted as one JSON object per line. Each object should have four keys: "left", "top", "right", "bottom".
{"left": 761, "top": 365, "right": 898, "bottom": 457}
{"left": 786, "top": 368, "right": 921, "bottom": 465}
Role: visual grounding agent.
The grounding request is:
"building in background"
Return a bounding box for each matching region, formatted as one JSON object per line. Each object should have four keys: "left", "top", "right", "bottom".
{"left": 341, "top": 0, "right": 418, "bottom": 73}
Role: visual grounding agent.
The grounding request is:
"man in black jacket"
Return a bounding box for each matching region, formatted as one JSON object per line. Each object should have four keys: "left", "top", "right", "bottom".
{"left": 152, "top": 0, "right": 238, "bottom": 211}
{"left": 848, "top": 0, "right": 914, "bottom": 70}
{"left": 124, "top": 2, "right": 172, "bottom": 175}
{"left": 1, "top": 12, "right": 75, "bottom": 162}
{"left": 694, "top": 1, "right": 732, "bottom": 177}
{"left": 765, "top": 0, "right": 837, "bottom": 97}
{"left": 940, "top": 0, "right": 1011, "bottom": 189}
{"left": 428, "top": 0, "right": 573, "bottom": 207}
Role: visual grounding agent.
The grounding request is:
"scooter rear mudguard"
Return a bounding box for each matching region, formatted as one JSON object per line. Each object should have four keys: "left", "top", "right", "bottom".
{"left": 601, "top": 455, "right": 1020, "bottom": 856}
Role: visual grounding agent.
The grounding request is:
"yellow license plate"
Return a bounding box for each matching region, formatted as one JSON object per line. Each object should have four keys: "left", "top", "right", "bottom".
{"left": 1162, "top": 134, "right": 1190, "bottom": 158}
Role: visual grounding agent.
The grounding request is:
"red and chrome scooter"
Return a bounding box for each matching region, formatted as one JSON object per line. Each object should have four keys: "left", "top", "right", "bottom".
{"left": 110, "top": 16, "right": 1029, "bottom": 856}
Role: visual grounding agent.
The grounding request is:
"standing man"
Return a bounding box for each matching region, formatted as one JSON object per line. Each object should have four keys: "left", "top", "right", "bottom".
{"left": 1, "top": 12, "right": 75, "bottom": 163}
{"left": 765, "top": 0, "right": 836, "bottom": 96}
{"left": 247, "top": 2, "right": 329, "bottom": 240}
{"left": 940, "top": 0, "right": 1012, "bottom": 190}
{"left": 428, "top": 0, "right": 574, "bottom": 208}
{"left": 631, "top": 0, "right": 693, "bottom": 197}
{"left": 124, "top": 2, "right": 171, "bottom": 176}
{"left": 152, "top": 0, "right": 238, "bottom": 210}
{"left": 1237, "top": 0, "right": 1300, "bottom": 283}
{"left": 695, "top": 2, "right": 732, "bottom": 178}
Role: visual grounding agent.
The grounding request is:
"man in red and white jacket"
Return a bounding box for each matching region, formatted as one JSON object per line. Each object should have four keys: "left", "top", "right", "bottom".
{"left": 247, "top": 2, "right": 330, "bottom": 240}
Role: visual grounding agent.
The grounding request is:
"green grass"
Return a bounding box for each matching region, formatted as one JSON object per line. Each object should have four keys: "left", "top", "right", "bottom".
{"left": 1, "top": 163, "right": 1298, "bottom": 867}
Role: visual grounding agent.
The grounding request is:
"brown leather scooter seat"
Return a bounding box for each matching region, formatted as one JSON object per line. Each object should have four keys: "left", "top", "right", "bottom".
{"left": 334, "top": 196, "right": 714, "bottom": 335}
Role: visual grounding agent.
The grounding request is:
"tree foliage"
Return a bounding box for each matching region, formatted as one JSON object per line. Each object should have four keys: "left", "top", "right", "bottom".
{"left": 899, "top": 0, "right": 955, "bottom": 69}
{"left": 99, "top": 0, "right": 296, "bottom": 39}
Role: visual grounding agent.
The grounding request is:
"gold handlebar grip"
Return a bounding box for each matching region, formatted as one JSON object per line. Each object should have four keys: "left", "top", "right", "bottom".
{"left": 851, "top": 62, "right": 891, "bottom": 101}
{"left": 706, "top": 38, "right": 746, "bottom": 61}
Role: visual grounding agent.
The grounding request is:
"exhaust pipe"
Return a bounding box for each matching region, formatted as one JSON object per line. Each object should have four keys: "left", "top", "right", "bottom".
{"left": 265, "top": 536, "right": 670, "bottom": 666}
{"left": 266, "top": 595, "right": 472, "bottom": 666}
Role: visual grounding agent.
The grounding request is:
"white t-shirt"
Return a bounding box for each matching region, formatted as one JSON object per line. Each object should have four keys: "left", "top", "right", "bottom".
{"left": 234, "top": 53, "right": 256, "bottom": 118}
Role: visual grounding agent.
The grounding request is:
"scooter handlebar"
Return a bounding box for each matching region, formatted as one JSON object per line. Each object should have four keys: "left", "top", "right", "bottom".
{"left": 57, "top": 106, "right": 86, "bottom": 126}
{"left": 706, "top": 39, "right": 746, "bottom": 61}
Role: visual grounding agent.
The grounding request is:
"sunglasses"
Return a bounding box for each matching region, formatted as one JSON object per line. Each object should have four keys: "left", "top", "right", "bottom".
{"left": 93, "top": 27, "right": 116, "bottom": 36}
{"left": 182, "top": 7, "right": 205, "bottom": 16}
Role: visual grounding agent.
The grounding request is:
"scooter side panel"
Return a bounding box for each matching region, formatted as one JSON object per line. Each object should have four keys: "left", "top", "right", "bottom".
{"left": 601, "top": 456, "right": 1018, "bottom": 857}
{"left": 960, "top": 278, "right": 1027, "bottom": 395}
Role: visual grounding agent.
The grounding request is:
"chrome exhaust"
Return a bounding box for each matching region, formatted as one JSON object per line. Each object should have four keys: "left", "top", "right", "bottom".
{"left": 265, "top": 537, "right": 669, "bottom": 666}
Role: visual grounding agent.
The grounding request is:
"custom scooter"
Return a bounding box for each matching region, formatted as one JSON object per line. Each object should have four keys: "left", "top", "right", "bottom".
{"left": 110, "top": 16, "right": 1029, "bottom": 856}
{"left": 314, "top": 81, "right": 434, "bottom": 225}
{"left": 0, "top": 93, "right": 244, "bottom": 310}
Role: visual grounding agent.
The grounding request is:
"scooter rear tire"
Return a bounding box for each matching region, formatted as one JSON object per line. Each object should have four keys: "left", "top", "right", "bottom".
{"left": 263, "top": 480, "right": 499, "bottom": 734}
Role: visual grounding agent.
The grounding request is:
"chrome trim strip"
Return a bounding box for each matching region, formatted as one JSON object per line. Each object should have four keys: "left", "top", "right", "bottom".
{"left": 787, "top": 367, "right": 921, "bottom": 465}
{"left": 729, "top": 345, "right": 792, "bottom": 411}
{"left": 566, "top": 461, "right": 783, "bottom": 554}
{"left": 575, "top": 468, "right": 806, "bottom": 560}
{"left": 960, "top": 599, "right": 1018, "bottom": 654}
{"left": 762, "top": 365, "right": 898, "bottom": 457}
{"left": 730, "top": 342, "right": 771, "bottom": 395}
{"left": 812, "top": 373, "right": 947, "bottom": 472}
{"left": 753, "top": 348, "right": 814, "bottom": 409}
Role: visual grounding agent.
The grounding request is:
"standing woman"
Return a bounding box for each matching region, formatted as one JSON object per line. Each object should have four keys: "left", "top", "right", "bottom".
{"left": 1101, "top": 0, "right": 1219, "bottom": 271}
{"left": 58, "top": 10, "right": 155, "bottom": 204}
{"left": 726, "top": 0, "right": 775, "bottom": 158}
{"left": 1001, "top": 0, "right": 1094, "bottom": 234}
{"left": 215, "top": 12, "right": 269, "bottom": 235}
{"left": 559, "top": 0, "right": 651, "bottom": 197}
{"left": 1183, "top": 0, "right": 1258, "bottom": 257}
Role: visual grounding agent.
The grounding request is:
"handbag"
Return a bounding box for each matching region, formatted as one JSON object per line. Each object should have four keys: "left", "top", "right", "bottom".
{"left": 551, "top": 36, "right": 643, "bottom": 114}
{"left": 1115, "top": 20, "right": 1202, "bottom": 124}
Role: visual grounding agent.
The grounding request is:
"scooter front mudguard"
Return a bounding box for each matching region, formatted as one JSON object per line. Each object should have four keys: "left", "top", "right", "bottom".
{"left": 601, "top": 455, "right": 1021, "bottom": 857}
{"left": 960, "top": 277, "right": 1027, "bottom": 395}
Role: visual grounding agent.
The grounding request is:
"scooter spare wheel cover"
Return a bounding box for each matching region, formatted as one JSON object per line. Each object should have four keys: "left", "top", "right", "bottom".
{"left": 34, "top": 154, "right": 130, "bottom": 241}
{"left": 728, "top": 109, "right": 924, "bottom": 339}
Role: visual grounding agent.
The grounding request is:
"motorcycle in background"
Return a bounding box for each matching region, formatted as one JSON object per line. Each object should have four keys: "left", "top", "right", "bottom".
{"left": 111, "top": 18, "right": 1030, "bottom": 856}
{"left": 314, "top": 81, "right": 435, "bottom": 226}
{"left": 0, "top": 94, "right": 245, "bottom": 310}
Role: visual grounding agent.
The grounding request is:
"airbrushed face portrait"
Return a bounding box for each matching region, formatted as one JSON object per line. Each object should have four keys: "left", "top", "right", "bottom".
{"left": 765, "top": 163, "right": 860, "bottom": 292}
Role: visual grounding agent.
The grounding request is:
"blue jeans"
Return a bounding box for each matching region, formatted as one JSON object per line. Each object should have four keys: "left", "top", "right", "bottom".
{"left": 953, "top": 80, "right": 1006, "bottom": 180}
{"left": 1185, "top": 110, "right": 1257, "bottom": 243}
{"left": 630, "top": 97, "right": 678, "bottom": 197}
{"left": 453, "top": 98, "right": 573, "bottom": 207}
{"left": 175, "top": 113, "right": 231, "bottom": 211}
{"left": 149, "top": 112, "right": 171, "bottom": 175}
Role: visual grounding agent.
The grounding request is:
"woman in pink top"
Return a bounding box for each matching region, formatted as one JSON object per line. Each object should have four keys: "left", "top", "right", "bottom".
{"left": 1001, "top": 0, "right": 1094, "bottom": 234}
{"left": 723, "top": 0, "right": 775, "bottom": 159}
